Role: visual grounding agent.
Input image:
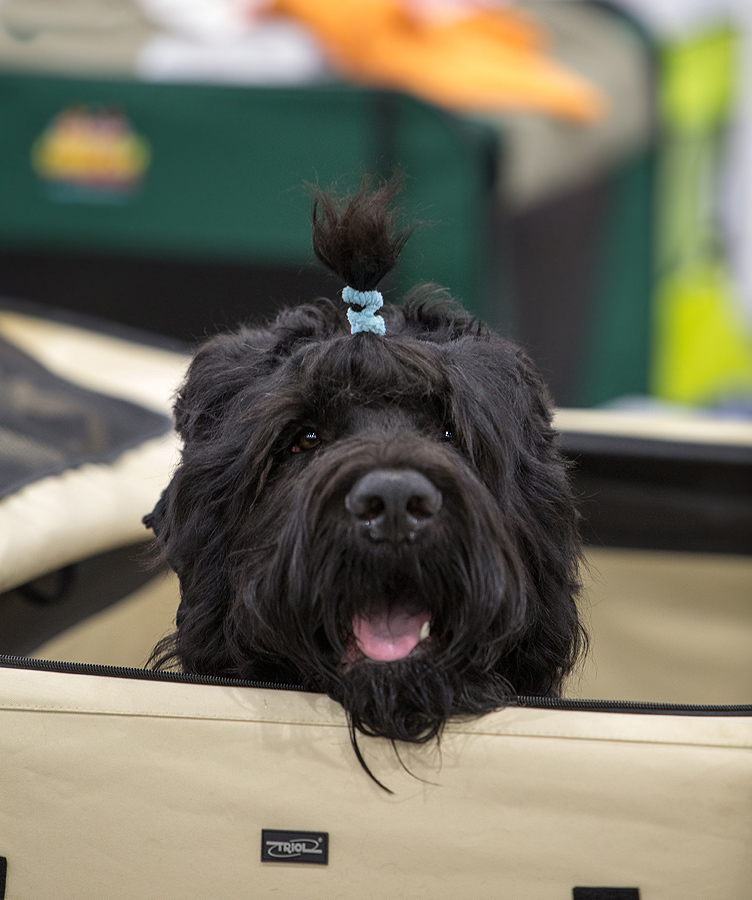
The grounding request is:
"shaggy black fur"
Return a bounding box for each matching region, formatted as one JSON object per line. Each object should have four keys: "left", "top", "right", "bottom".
{"left": 145, "top": 179, "right": 585, "bottom": 773}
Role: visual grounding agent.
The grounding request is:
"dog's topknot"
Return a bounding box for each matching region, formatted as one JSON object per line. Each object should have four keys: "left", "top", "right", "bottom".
{"left": 312, "top": 176, "right": 411, "bottom": 292}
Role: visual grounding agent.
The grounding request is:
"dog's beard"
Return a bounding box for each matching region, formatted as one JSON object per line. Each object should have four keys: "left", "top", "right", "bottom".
{"left": 333, "top": 653, "right": 515, "bottom": 745}
{"left": 329, "top": 575, "right": 519, "bottom": 746}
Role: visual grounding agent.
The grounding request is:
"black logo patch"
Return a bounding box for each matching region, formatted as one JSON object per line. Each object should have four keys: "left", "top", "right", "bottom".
{"left": 574, "top": 889, "right": 640, "bottom": 900}
{"left": 261, "top": 830, "right": 328, "bottom": 865}
{"left": 0, "top": 856, "right": 6, "bottom": 900}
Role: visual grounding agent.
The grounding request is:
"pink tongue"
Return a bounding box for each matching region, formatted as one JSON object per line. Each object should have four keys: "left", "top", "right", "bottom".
{"left": 353, "top": 609, "right": 429, "bottom": 662}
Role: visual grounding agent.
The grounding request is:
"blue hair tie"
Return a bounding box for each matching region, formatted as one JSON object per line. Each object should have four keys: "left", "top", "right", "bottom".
{"left": 342, "top": 285, "right": 386, "bottom": 335}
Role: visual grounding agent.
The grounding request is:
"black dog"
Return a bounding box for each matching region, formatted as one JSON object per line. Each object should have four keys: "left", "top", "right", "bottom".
{"left": 145, "top": 180, "right": 585, "bottom": 766}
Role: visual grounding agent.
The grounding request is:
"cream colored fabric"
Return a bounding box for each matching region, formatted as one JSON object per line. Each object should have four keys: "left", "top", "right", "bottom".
{"left": 32, "top": 571, "right": 180, "bottom": 668}
{"left": 0, "top": 311, "right": 187, "bottom": 592}
{"left": 0, "top": 437, "right": 176, "bottom": 592}
{"left": 0, "top": 311, "right": 188, "bottom": 415}
{"left": 0, "top": 664, "right": 750, "bottom": 899}
{"left": 554, "top": 405, "right": 752, "bottom": 445}
{"left": 576, "top": 548, "right": 752, "bottom": 705}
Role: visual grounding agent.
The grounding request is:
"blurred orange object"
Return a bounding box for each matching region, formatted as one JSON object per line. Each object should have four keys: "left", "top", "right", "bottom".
{"left": 272, "top": 0, "right": 606, "bottom": 122}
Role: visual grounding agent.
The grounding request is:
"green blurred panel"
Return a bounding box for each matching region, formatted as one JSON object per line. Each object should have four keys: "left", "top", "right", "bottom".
{"left": 0, "top": 75, "right": 371, "bottom": 260}
{"left": 0, "top": 73, "right": 500, "bottom": 319}
{"left": 118, "top": 88, "right": 371, "bottom": 260}
{"left": 578, "top": 151, "right": 654, "bottom": 407}
{"left": 393, "top": 98, "right": 498, "bottom": 319}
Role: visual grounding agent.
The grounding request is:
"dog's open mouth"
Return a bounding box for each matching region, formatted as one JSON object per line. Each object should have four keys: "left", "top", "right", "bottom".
{"left": 351, "top": 605, "right": 432, "bottom": 662}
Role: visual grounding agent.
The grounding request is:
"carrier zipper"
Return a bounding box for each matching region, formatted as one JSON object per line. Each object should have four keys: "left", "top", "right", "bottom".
{"left": 0, "top": 654, "right": 307, "bottom": 692}
{"left": 513, "top": 694, "right": 752, "bottom": 717}
{"left": 1, "top": 654, "right": 750, "bottom": 716}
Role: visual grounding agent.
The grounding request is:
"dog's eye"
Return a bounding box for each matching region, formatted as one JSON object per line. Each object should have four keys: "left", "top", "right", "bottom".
{"left": 441, "top": 428, "right": 456, "bottom": 444}
{"left": 291, "top": 430, "right": 321, "bottom": 453}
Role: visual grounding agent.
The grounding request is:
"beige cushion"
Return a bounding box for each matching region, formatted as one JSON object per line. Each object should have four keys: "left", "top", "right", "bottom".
{"left": 554, "top": 406, "right": 752, "bottom": 445}
{"left": 0, "top": 310, "right": 187, "bottom": 591}
{"left": 575, "top": 548, "right": 752, "bottom": 705}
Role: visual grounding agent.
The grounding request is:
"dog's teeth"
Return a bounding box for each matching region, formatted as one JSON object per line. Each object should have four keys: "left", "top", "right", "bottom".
{"left": 420, "top": 621, "right": 431, "bottom": 641}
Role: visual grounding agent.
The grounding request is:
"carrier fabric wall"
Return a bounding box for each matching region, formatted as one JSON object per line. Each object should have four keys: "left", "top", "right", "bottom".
{"left": 0, "top": 663, "right": 750, "bottom": 900}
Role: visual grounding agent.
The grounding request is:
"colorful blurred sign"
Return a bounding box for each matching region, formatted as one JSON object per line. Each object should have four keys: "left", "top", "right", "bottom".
{"left": 32, "top": 106, "right": 150, "bottom": 203}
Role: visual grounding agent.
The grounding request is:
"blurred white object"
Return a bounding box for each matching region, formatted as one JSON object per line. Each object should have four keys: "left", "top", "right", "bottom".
{"left": 723, "top": 22, "right": 752, "bottom": 326}
{"left": 136, "top": 20, "right": 326, "bottom": 84}
{"left": 135, "top": 0, "right": 326, "bottom": 84}
{"left": 613, "top": 0, "right": 734, "bottom": 36}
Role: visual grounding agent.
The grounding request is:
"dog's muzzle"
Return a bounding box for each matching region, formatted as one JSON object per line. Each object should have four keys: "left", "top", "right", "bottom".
{"left": 345, "top": 468, "right": 442, "bottom": 544}
{"left": 343, "top": 469, "right": 441, "bottom": 662}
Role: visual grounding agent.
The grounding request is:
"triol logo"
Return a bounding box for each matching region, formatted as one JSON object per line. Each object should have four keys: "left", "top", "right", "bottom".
{"left": 261, "top": 829, "right": 328, "bottom": 865}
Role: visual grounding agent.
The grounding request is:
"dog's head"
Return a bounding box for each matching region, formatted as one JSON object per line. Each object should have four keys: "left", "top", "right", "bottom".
{"left": 146, "top": 179, "right": 585, "bottom": 754}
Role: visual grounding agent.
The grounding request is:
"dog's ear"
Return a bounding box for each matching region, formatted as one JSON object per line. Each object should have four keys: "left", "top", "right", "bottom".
{"left": 441, "top": 335, "right": 585, "bottom": 695}
{"left": 173, "top": 327, "right": 274, "bottom": 443}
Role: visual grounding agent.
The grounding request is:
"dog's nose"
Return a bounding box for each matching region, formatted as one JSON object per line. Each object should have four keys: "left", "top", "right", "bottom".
{"left": 345, "top": 469, "right": 442, "bottom": 543}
